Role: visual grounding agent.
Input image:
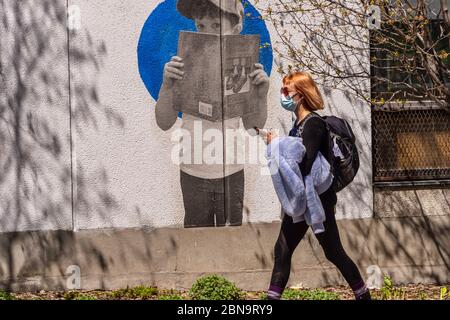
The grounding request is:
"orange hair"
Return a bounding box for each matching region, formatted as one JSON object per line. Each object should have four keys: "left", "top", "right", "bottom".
{"left": 283, "top": 72, "right": 324, "bottom": 111}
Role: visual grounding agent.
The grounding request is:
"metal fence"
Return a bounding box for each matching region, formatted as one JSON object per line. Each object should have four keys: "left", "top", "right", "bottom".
{"left": 372, "top": 107, "right": 450, "bottom": 182}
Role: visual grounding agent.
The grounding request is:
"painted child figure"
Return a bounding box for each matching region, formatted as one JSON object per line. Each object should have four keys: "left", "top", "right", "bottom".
{"left": 155, "top": 0, "right": 269, "bottom": 228}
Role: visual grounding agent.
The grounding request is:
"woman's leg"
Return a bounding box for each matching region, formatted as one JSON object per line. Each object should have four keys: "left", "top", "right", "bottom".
{"left": 267, "top": 213, "right": 309, "bottom": 300}
{"left": 314, "top": 204, "right": 371, "bottom": 300}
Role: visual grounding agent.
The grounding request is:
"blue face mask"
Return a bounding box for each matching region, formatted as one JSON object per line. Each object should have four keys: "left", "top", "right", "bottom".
{"left": 280, "top": 93, "right": 299, "bottom": 112}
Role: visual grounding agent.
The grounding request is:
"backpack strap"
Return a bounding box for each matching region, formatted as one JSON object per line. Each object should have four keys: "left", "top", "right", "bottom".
{"left": 296, "top": 111, "right": 322, "bottom": 136}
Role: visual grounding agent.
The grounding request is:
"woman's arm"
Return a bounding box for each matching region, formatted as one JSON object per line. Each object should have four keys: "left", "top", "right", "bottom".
{"left": 299, "top": 117, "right": 327, "bottom": 176}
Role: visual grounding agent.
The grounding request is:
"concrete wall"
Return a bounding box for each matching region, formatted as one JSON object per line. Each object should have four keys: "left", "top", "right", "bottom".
{"left": 0, "top": 213, "right": 448, "bottom": 291}
{"left": 0, "top": 0, "right": 448, "bottom": 291}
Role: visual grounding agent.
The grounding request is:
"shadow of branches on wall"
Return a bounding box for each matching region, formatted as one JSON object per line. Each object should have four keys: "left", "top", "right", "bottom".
{"left": 0, "top": 0, "right": 173, "bottom": 292}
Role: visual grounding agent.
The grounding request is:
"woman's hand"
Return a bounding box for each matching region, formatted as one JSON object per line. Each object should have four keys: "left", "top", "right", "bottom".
{"left": 266, "top": 130, "right": 278, "bottom": 145}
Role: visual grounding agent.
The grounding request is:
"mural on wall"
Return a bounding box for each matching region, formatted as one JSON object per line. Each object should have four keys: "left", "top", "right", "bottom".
{"left": 138, "top": 0, "right": 273, "bottom": 228}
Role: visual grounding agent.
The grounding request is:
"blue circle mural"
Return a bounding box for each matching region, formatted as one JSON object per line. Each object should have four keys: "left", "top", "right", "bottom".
{"left": 137, "top": 0, "right": 273, "bottom": 106}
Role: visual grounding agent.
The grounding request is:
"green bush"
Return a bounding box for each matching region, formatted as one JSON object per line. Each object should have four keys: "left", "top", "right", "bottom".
{"left": 158, "top": 289, "right": 185, "bottom": 300}
{"left": 418, "top": 291, "right": 429, "bottom": 300}
{"left": 282, "top": 288, "right": 340, "bottom": 300}
{"left": 258, "top": 292, "right": 268, "bottom": 300}
{"left": 440, "top": 287, "right": 448, "bottom": 300}
{"left": 158, "top": 294, "right": 184, "bottom": 300}
{"left": 379, "top": 276, "right": 405, "bottom": 300}
{"left": 0, "top": 290, "right": 14, "bottom": 300}
{"left": 189, "top": 275, "right": 243, "bottom": 300}
{"left": 63, "top": 291, "right": 97, "bottom": 300}
{"left": 110, "top": 286, "right": 158, "bottom": 300}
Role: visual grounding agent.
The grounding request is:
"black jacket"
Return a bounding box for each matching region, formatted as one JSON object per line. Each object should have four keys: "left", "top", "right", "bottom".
{"left": 289, "top": 112, "right": 337, "bottom": 207}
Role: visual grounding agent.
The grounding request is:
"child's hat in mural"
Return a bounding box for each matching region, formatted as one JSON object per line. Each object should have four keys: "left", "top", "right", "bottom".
{"left": 177, "top": 0, "right": 244, "bottom": 21}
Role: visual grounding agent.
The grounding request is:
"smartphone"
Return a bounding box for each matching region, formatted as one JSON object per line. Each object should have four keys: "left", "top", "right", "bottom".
{"left": 254, "top": 127, "right": 269, "bottom": 137}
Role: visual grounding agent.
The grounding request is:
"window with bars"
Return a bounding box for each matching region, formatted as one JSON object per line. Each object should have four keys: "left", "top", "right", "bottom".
{"left": 372, "top": 107, "right": 450, "bottom": 184}
{"left": 371, "top": 18, "right": 450, "bottom": 185}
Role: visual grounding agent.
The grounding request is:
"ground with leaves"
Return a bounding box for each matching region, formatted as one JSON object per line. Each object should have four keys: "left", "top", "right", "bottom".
{"left": 0, "top": 284, "right": 448, "bottom": 300}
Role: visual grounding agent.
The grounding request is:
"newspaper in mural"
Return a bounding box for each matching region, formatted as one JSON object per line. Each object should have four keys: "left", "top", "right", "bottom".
{"left": 173, "top": 31, "right": 260, "bottom": 121}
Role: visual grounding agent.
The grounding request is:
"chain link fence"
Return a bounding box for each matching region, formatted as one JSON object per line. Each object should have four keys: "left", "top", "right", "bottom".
{"left": 373, "top": 107, "right": 450, "bottom": 182}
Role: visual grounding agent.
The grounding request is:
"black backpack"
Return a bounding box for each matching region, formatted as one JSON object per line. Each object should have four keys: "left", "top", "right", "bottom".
{"left": 297, "top": 112, "right": 360, "bottom": 193}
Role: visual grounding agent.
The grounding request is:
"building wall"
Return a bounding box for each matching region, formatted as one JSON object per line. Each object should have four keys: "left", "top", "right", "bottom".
{"left": 71, "top": 0, "right": 372, "bottom": 230}
{"left": 0, "top": 0, "right": 447, "bottom": 291}
{"left": 0, "top": 0, "right": 73, "bottom": 232}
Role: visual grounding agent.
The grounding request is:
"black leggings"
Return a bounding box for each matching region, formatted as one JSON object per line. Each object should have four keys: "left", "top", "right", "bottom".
{"left": 270, "top": 200, "right": 364, "bottom": 290}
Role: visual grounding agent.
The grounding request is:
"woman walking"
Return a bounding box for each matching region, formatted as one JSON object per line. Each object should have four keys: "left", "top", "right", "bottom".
{"left": 265, "top": 71, "right": 371, "bottom": 300}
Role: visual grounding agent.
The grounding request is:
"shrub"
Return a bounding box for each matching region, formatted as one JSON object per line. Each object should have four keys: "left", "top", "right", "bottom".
{"left": 379, "top": 275, "right": 405, "bottom": 300}
{"left": 189, "top": 275, "right": 243, "bottom": 300}
{"left": 440, "top": 287, "right": 448, "bottom": 300}
{"left": 0, "top": 290, "right": 14, "bottom": 300}
{"left": 258, "top": 292, "right": 268, "bottom": 300}
{"left": 158, "top": 289, "right": 185, "bottom": 300}
{"left": 110, "top": 286, "right": 158, "bottom": 300}
{"left": 63, "top": 291, "right": 97, "bottom": 300}
{"left": 282, "top": 288, "right": 340, "bottom": 300}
